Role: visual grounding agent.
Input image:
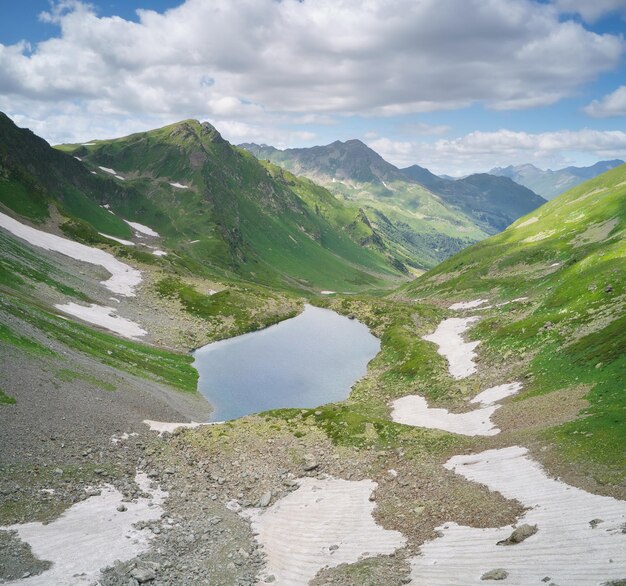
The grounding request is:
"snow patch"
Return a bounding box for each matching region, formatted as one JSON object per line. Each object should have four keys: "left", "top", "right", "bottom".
{"left": 81, "top": 143, "right": 96, "bottom": 146}
{"left": 151, "top": 250, "right": 167, "bottom": 257}
{"left": 124, "top": 220, "right": 160, "bottom": 237}
{"left": 169, "top": 182, "right": 189, "bottom": 189}
{"left": 143, "top": 420, "right": 223, "bottom": 435}
{"left": 1, "top": 472, "right": 166, "bottom": 586}
{"left": 422, "top": 317, "right": 480, "bottom": 379}
{"left": 73, "top": 156, "right": 81, "bottom": 161}
{"left": 391, "top": 394, "right": 500, "bottom": 436}
{"left": 243, "top": 477, "right": 406, "bottom": 585}
{"left": 471, "top": 382, "right": 523, "bottom": 407}
{"left": 98, "top": 166, "right": 118, "bottom": 175}
{"left": 0, "top": 211, "right": 141, "bottom": 296}
{"left": 449, "top": 299, "right": 488, "bottom": 311}
{"left": 54, "top": 302, "right": 147, "bottom": 339}
{"left": 516, "top": 216, "right": 538, "bottom": 228}
{"left": 98, "top": 233, "right": 135, "bottom": 246}
{"left": 320, "top": 290, "right": 336, "bottom": 295}
{"left": 408, "top": 446, "right": 626, "bottom": 585}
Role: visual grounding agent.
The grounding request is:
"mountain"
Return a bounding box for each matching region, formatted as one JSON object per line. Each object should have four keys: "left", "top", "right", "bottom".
{"left": 401, "top": 165, "right": 546, "bottom": 232}
{"left": 241, "top": 140, "right": 545, "bottom": 266}
{"left": 490, "top": 160, "right": 624, "bottom": 200}
{"left": 401, "top": 162, "right": 626, "bottom": 481}
{"left": 51, "top": 118, "right": 415, "bottom": 291}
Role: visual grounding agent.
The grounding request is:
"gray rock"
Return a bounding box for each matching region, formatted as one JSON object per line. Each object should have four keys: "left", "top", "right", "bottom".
{"left": 117, "top": 504, "right": 127, "bottom": 512}
{"left": 497, "top": 524, "right": 537, "bottom": 545}
{"left": 481, "top": 568, "right": 508, "bottom": 580}
{"left": 130, "top": 565, "right": 156, "bottom": 583}
{"left": 257, "top": 492, "right": 272, "bottom": 508}
{"left": 589, "top": 518, "right": 604, "bottom": 528}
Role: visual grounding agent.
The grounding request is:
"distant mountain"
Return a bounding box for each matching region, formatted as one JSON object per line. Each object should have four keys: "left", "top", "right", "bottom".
{"left": 490, "top": 160, "right": 624, "bottom": 200}
{"left": 1, "top": 114, "right": 408, "bottom": 291}
{"left": 242, "top": 141, "right": 546, "bottom": 262}
{"left": 242, "top": 141, "right": 490, "bottom": 269}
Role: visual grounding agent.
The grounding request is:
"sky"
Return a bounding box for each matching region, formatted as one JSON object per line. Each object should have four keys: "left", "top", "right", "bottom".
{"left": 1, "top": 0, "right": 626, "bottom": 175}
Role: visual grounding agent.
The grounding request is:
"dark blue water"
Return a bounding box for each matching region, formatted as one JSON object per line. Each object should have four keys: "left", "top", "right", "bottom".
{"left": 193, "top": 305, "right": 380, "bottom": 421}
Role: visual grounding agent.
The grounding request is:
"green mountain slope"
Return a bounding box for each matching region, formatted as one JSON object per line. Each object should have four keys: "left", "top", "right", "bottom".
{"left": 490, "top": 160, "right": 624, "bottom": 200}
{"left": 401, "top": 165, "right": 546, "bottom": 232}
{"left": 0, "top": 113, "right": 133, "bottom": 238}
{"left": 53, "top": 118, "right": 408, "bottom": 291}
{"left": 240, "top": 140, "right": 545, "bottom": 269}
{"left": 401, "top": 163, "right": 626, "bottom": 480}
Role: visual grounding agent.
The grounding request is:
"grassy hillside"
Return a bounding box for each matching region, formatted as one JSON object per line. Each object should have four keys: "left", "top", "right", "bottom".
{"left": 58, "top": 120, "right": 408, "bottom": 291}
{"left": 241, "top": 141, "right": 546, "bottom": 269}
{"left": 401, "top": 163, "right": 626, "bottom": 481}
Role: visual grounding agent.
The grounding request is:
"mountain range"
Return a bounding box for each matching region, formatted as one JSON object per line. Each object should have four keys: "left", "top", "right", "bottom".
{"left": 240, "top": 140, "right": 546, "bottom": 268}
{"left": 0, "top": 112, "right": 624, "bottom": 585}
{"left": 490, "top": 159, "right": 624, "bottom": 200}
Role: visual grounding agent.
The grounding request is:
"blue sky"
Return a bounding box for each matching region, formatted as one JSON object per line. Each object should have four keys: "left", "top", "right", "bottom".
{"left": 1, "top": 0, "right": 625, "bottom": 174}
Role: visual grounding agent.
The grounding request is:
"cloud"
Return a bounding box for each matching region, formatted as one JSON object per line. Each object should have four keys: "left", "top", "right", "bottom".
{"left": 367, "top": 129, "right": 626, "bottom": 175}
{"left": 584, "top": 86, "right": 626, "bottom": 118}
{"left": 0, "top": 0, "right": 623, "bottom": 143}
{"left": 552, "top": 0, "right": 626, "bottom": 23}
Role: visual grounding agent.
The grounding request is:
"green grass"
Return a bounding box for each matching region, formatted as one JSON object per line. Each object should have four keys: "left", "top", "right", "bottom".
{"left": 399, "top": 163, "right": 626, "bottom": 481}
{"left": 0, "top": 322, "right": 55, "bottom": 356}
{"left": 3, "top": 295, "right": 198, "bottom": 393}
{"left": 0, "top": 389, "right": 16, "bottom": 405}
{"left": 56, "top": 368, "right": 117, "bottom": 392}
{"left": 0, "top": 176, "right": 49, "bottom": 222}
{"left": 60, "top": 187, "right": 132, "bottom": 239}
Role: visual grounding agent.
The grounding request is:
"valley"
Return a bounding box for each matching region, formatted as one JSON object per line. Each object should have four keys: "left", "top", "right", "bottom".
{"left": 0, "top": 114, "right": 624, "bottom": 586}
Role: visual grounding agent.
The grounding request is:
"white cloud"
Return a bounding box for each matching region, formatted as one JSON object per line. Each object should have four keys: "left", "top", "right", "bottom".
{"left": 584, "top": 86, "right": 626, "bottom": 118}
{"left": 367, "top": 129, "right": 626, "bottom": 175}
{"left": 0, "top": 0, "right": 623, "bottom": 143}
{"left": 552, "top": 0, "right": 626, "bottom": 23}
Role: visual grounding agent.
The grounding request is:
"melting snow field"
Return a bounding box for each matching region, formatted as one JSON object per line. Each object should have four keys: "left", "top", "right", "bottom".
{"left": 449, "top": 299, "right": 488, "bottom": 311}
{"left": 169, "top": 182, "right": 189, "bottom": 189}
{"left": 422, "top": 317, "right": 480, "bottom": 379}
{"left": 98, "top": 232, "right": 135, "bottom": 246}
{"left": 391, "top": 395, "right": 500, "bottom": 436}
{"left": 142, "top": 420, "right": 222, "bottom": 435}
{"left": 244, "top": 477, "right": 406, "bottom": 585}
{"left": 124, "top": 220, "right": 160, "bottom": 237}
{"left": 55, "top": 302, "right": 147, "bottom": 339}
{"left": 391, "top": 382, "right": 522, "bottom": 436}
{"left": 2, "top": 473, "right": 166, "bottom": 586}
{"left": 0, "top": 211, "right": 142, "bottom": 296}
{"left": 409, "top": 446, "right": 626, "bottom": 585}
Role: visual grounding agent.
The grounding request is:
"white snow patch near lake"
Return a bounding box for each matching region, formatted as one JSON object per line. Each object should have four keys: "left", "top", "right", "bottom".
{"left": 143, "top": 420, "right": 223, "bottom": 435}
{"left": 391, "top": 394, "right": 500, "bottom": 436}
{"left": 169, "top": 182, "right": 189, "bottom": 189}
{"left": 320, "top": 290, "right": 336, "bottom": 295}
{"left": 124, "top": 220, "right": 160, "bottom": 237}
{"left": 244, "top": 477, "right": 406, "bottom": 585}
{"left": 422, "top": 317, "right": 480, "bottom": 379}
{"left": 408, "top": 446, "right": 626, "bottom": 585}
{"left": 391, "top": 381, "right": 522, "bottom": 436}
{"left": 98, "top": 166, "right": 118, "bottom": 175}
{"left": 152, "top": 250, "right": 167, "bottom": 256}
{"left": 2, "top": 472, "right": 166, "bottom": 586}
{"left": 0, "top": 211, "right": 141, "bottom": 296}
{"left": 471, "top": 382, "right": 523, "bottom": 407}
{"left": 54, "top": 302, "right": 147, "bottom": 339}
{"left": 98, "top": 233, "right": 135, "bottom": 246}
{"left": 516, "top": 216, "right": 538, "bottom": 228}
{"left": 449, "top": 299, "right": 488, "bottom": 311}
